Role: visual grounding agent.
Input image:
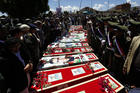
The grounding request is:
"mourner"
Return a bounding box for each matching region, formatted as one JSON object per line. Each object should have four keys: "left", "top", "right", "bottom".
{"left": 123, "top": 21, "right": 140, "bottom": 88}
{"left": 1, "top": 6, "right": 140, "bottom": 93}
{"left": 0, "top": 38, "right": 29, "bottom": 93}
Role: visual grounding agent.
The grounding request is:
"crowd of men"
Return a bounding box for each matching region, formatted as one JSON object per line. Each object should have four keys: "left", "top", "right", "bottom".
{"left": 0, "top": 12, "right": 89, "bottom": 93}
{"left": 0, "top": 11, "right": 140, "bottom": 93}
{"left": 86, "top": 12, "right": 140, "bottom": 92}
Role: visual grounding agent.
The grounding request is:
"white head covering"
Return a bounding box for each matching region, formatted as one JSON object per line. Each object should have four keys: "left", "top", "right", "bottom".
{"left": 19, "top": 24, "right": 30, "bottom": 31}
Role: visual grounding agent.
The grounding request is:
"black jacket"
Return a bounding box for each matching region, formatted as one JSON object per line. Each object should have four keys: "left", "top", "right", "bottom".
{"left": 0, "top": 44, "right": 28, "bottom": 93}
{"left": 20, "top": 41, "right": 33, "bottom": 65}
{"left": 0, "top": 42, "right": 7, "bottom": 93}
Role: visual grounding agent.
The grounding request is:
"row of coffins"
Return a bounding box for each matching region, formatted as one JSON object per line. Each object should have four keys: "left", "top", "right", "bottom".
{"left": 31, "top": 61, "right": 108, "bottom": 93}
{"left": 31, "top": 25, "right": 124, "bottom": 93}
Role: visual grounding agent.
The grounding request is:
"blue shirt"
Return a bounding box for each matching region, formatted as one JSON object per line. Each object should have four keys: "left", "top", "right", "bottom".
{"left": 15, "top": 51, "right": 25, "bottom": 67}
{"left": 0, "top": 40, "right": 4, "bottom": 43}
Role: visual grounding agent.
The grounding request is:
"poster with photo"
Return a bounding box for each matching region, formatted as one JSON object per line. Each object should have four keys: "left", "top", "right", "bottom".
{"left": 81, "top": 48, "right": 86, "bottom": 52}
{"left": 48, "top": 72, "right": 63, "bottom": 82}
{"left": 79, "top": 54, "right": 90, "bottom": 62}
{"left": 41, "top": 56, "right": 65, "bottom": 62}
{"left": 68, "top": 54, "right": 87, "bottom": 62}
{"left": 82, "top": 43, "right": 89, "bottom": 47}
{"left": 43, "top": 47, "right": 93, "bottom": 56}
{"left": 105, "top": 77, "right": 119, "bottom": 89}
{"left": 41, "top": 56, "right": 75, "bottom": 69}
{"left": 85, "top": 53, "right": 98, "bottom": 60}
{"left": 41, "top": 53, "right": 97, "bottom": 69}
{"left": 48, "top": 43, "right": 89, "bottom": 48}
{"left": 67, "top": 55, "right": 82, "bottom": 64}
{"left": 47, "top": 43, "right": 58, "bottom": 48}
{"left": 77, "top": 91, "right": 86, "bottom": 93}
{"left": 69, "top": 25, "right": 83, "bottom": 31}
{"left": 74, "top": 49, "right": 81, "bottom": 52}
{"left": 85, "top": 47, "right": 92, "bottom": 51}
{"left": 71, "top": 67, "right": 85, "bottom": 76}
{"left": 53, "top": 48, "right": 63, "bottom": 53}
{"left": 90, "top": 63, "right": 103, "bottom": 71}
{"left": 59, "top": 43, "right": 83, "bottom": 48}
{"left": 60, "top": 38, "right": 73, "bottom": 42}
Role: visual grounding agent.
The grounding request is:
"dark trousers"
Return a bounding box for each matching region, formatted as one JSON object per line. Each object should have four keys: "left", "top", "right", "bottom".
{"left": 128, "top": 67, "right": 140, "bottom": 87}
{"left": 111, "top": 56, "right": 125, "bottom": 84}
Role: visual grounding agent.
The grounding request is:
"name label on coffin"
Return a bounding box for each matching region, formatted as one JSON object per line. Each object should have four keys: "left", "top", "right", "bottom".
{"left": 90, "top": 63, "right": 102, "bottom": 71}
{"left": 71, "top": 67, "right": 85, "bottom": 76}
{"left": 48, "top": 72, "right": 63, "bottom": 82}
{"left": 78, "top": 91, "right": 86, "bottom": 93}
{"left": 106, "top": 77, "right": 118, "bottom": 89}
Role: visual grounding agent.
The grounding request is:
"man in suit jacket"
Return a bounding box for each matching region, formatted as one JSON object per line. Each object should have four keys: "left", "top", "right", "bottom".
{"left": 0, "top": 38, "right": 29, "bottom": 93}
{"left": 0, "top": 24, "right": 9, "bottom": 92}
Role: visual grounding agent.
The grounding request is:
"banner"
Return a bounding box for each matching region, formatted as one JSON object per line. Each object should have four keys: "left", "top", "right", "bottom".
{"left": 39, "top": 53, "right": 98, "bottom": 70}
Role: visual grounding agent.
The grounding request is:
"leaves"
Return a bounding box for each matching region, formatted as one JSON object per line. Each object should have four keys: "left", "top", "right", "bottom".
{"left": 0, "top": 0, "right": 49, "bottom": 18}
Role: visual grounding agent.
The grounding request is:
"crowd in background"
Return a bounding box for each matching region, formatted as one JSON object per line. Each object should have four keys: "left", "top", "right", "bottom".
{"left": 86, "top": 12, "right": 140, "bottom": 92}
{"left": 0, "top": 12, "right": 89, "bottom": 93}
{"left": 0, "top": 11, "right": 140, "bottom": 93}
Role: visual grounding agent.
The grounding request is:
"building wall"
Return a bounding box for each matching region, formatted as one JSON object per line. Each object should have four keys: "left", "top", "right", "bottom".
{"left": 115, "top": 3, "right": 131, "bottom": 12}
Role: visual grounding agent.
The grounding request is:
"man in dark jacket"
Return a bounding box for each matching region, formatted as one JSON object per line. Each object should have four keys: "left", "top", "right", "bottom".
{"left": 0, "top": 24, "right": 9, "bottom": 92}
{"left": 0, "top": 38, "right": 29, "bottom": 93}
